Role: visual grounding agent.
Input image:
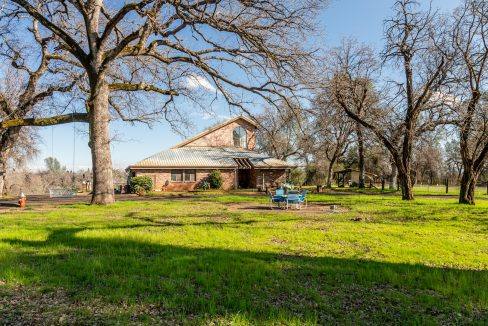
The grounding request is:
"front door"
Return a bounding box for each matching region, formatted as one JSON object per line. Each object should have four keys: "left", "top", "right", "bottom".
{"left": 237, "top": 169, "right": 251, "bottom": 188}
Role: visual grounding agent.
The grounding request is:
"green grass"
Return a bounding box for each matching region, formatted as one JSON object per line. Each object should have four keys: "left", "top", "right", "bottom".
{"left": 0, "top": 193, "right": 487, "bottom": 324}
{"left": 314, "top": 184, "right": 488, "bottom": 198}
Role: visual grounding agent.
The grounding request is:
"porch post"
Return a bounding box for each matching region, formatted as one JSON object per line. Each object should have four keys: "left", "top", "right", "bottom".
{"left": 234, "top": 168, "right": 238, "bottom": 190}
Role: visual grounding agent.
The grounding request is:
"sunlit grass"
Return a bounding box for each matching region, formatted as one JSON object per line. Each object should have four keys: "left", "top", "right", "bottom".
{"left": 0, "top": 193, "right": 487, "bottom": 324}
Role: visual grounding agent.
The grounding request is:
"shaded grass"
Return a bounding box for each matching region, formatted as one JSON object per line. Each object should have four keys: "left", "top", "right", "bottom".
{"left": 0, "top": 194, "right": 487, "bottom": 324}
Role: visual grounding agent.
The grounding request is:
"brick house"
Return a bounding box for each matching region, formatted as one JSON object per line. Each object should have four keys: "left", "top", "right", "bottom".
{"left": 128, "top": 116, "right": 294, "bottom": 191}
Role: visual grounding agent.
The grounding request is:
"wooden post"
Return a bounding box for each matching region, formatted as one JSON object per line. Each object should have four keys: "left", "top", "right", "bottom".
{"left": 445, "top": 178, "right": 449, "bottom": 194}
{"left": 234, "top": 169, "right": 238, "bottom": 190}
{"left": 381, "top": 178, "right": 385, "bottom": 191}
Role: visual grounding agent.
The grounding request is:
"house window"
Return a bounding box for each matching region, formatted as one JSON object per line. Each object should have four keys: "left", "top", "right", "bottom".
{"left": 171, "top": 170, "right": 182, "bottom": 182}
{"left": 171, "top": 170, "right": 196, "bottom": 182}
{"left": 233, "top": 126, "right": 247, "bottom": 148}
{"left": 184, "top": 170, "right": 196, "bottom": 182}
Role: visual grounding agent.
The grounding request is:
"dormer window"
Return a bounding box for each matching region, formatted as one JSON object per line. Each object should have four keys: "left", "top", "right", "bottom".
{"left": 233, "top": 126, "right": 247, "bottom": 148}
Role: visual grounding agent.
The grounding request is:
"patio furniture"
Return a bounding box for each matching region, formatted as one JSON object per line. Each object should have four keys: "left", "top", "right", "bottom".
{"left": 270, "top": 188, "right": 286, "bottom": 208}
{"left": 286, "top": 193, "right": 305, "bottom": 210}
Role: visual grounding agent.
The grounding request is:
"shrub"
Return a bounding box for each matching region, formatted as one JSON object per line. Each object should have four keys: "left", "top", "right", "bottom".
{"left": 133, "top": 185, "right": 146, "bottom": 196}
{"left": 197, "top": 180, "right": 211, "bottom": 191}
{"left": 130, "top": 176, "right": 153, "bottom": 194}
{"left": 289, "top": 168, "right": 306, "bottom": 186}
{"left": 208, "top": 170, "right": 223, "bottom": 189}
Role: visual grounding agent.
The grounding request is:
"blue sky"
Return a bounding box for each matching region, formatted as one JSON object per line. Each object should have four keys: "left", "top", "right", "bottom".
{"left": 28, "top": 0, "right": 461, "bottom": 171}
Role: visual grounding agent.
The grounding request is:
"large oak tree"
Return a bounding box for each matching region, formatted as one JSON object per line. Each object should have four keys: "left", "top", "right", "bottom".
{"left": 325, "top": 0, "right": 454, "bottom": 200}
{"left": 1, "top": 0, "right": 323, "bottom": 204}
{"left": 450, "top": 0, "right": 488, "bottom": 204}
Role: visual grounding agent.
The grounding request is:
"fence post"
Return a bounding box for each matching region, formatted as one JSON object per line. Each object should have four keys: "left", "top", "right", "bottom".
{"left": 445, "top": 178, "right": 449, "bottom": 194}
{"left": 381, "top": 178, "right": 385, "bottom": 191}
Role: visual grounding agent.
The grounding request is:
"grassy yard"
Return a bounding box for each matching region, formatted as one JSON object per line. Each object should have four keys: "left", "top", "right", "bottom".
{"left": 0, "top": 192, "right": 487, "bottom": 324}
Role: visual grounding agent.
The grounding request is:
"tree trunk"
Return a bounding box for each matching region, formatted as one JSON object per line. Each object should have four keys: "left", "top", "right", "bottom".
{"left": 459, "top": 168, "right": 477, "bottom": 204}
{"left": 0, "top": 129, "right": 17, "bottom": 198}
{"left": 0, "top": 148, "right": 7, "bottom": 197}
{"left": 389, "top": 162, "right": 397, "bottom": 190}
{"left": 326, "top": 159, "right": 336, "bottom": 188}
{"left": 356, "top": 123, "right": 365, "bottom": 188}
{"left": 0, "top": 165, "right": 5, "bottom": 198}
{"left": 88, "top": 81, "right": 115, "bottom": 204}
{"left": 398, "top": 166, "right": 414, "bottom": 200}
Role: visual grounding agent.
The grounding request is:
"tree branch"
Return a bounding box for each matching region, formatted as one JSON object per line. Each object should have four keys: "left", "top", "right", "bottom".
{"left": 11, "top": 0, "right": 90, "bottom": 68}
{"left": 109, "top": 83, "right": 178, "bottom": 96}
{"left": 1, "top": 113, "right": 89, "bottom": 128}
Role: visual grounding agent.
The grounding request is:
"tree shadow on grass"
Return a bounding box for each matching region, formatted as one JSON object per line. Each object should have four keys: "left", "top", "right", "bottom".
{"left": 0, "top": 227, "right": 487, "bottom": 324}
{"left": 124, "top": 211, "right": 260, "bottom": 229}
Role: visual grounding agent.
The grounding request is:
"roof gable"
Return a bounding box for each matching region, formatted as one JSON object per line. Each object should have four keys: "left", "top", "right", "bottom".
{"left": 172, "top": 116, "right": 257, "bottom": 149}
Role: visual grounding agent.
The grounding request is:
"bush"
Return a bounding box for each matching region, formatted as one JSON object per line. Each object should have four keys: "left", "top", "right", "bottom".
{"left": 289, "top": 168, "right": 306, "bottom": 186}
{"left": 303, "top": 165, "right": 326, "bottom": 186}
{"left": 197, "top": 180, "right": 211, "bottom": 191}
{"left": 208, "top": 170, "right": 223, "bottom": 189}
{"left": 130, "top": 176, "right": 153, "bottom": 194}
{"left": 133, "top": 185, "right": 146, "bottom": 196}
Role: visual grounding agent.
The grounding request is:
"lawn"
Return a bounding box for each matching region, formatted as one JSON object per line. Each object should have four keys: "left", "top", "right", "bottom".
{"left": 0, "top": 192, "right": 487, "bottom": 324}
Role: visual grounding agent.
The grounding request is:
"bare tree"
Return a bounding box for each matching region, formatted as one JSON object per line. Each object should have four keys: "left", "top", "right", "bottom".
{"left": 1, "top": 0, "right": 324, "bottom": 204}
{"left": 444, "top": 139, "right": 463, "bottom": 183}
{"left": 450, "top": 0, "right": 488, "bottom": 204}
{"left": 0, "top": 20, "right": 79, "bottom": 197}
{"left": 325, "top": 39, "right": 379, "bottom": 189}
{"left": 312, "top": 95, "right": 354, "bottom": 188}
{"left": 412, "top": 134, "right": 444, "bottom": 185}
{"left": 255, "top": 103, "right": 311, "bottom": 161}
{"left": 327, "top": 0, "right": 454, "bottom": 200}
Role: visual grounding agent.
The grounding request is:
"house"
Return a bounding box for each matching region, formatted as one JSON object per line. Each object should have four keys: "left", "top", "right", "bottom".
{"left": 128, "top": 116, "right": 294, "bottom": 191}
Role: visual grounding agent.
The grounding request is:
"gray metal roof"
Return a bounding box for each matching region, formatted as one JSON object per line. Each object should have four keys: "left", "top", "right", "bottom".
{"left": 129, "top": 147, "right": 293, "bottom": 169}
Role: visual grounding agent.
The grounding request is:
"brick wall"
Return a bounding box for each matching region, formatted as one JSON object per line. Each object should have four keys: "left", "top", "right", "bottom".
{"left": 253, "top": 169, "right": 288, "bottom": 189}
{"left": 183, "top": 120, "right": 256, "bottom": 150}
{"left": 133, "top": 168, "right": 287, "bottom": 191}
{"left": 134, "top": 169, "right": 236, "bottom": 191}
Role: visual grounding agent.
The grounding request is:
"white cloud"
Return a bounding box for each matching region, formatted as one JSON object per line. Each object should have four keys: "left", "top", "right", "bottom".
{"left": 429, "top": 91, "right": 459, "bottom": 106}
{"left": 185, "top": 75, "right": 216, "bottom": 92}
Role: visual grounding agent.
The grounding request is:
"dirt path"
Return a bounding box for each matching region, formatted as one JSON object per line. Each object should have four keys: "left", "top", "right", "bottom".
{"left": 227, "top": 201, "right": 349, "bottom": 214}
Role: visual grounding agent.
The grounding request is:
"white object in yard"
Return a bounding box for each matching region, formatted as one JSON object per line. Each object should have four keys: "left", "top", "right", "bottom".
{"left": 49, "top": 187, "right": 76, "bottom": 198}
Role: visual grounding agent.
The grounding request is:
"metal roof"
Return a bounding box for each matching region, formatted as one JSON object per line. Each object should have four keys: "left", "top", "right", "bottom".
{"left": 129, "top": 147, "right": 293, "bottom": 169}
